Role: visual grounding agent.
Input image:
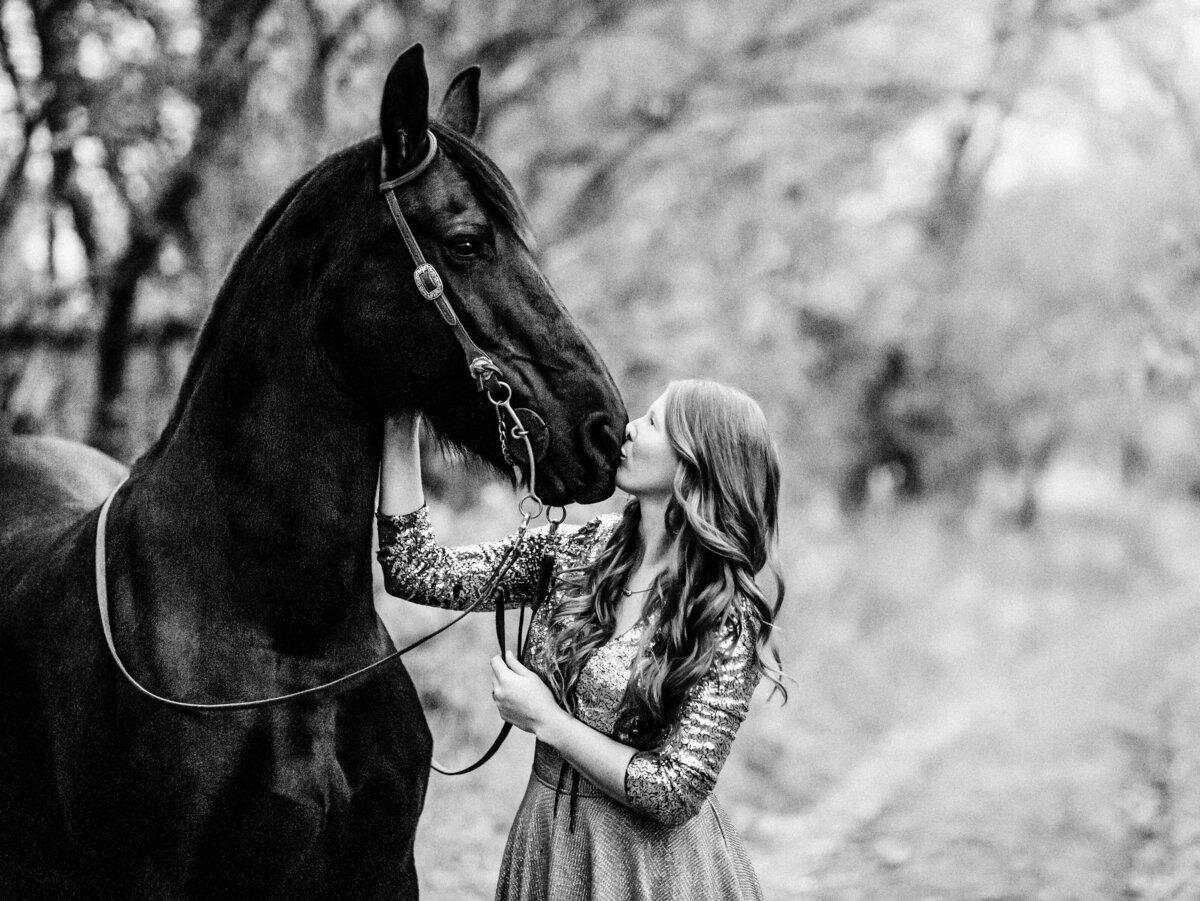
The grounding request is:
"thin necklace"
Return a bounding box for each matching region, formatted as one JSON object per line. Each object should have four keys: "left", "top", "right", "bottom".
{"left": 622, "top": 586, "right": 654, "bottom": 597}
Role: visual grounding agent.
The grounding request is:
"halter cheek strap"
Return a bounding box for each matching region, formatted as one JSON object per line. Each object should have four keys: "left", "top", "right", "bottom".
{"left": 379, "top": 133, "right": 501, "bottom": 391}
{"left": 379, "top": 133, "right": 548, "bottom": 473}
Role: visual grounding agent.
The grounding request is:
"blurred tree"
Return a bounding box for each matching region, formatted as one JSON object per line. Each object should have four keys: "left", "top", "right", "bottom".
{"left": 0, "top": 0, "right": 275, "bottom": 456}
{"left": 1, "top": 0, "right": 1198, "bottom": 509}
{"left": 90, "top": 0, "right": 274, "bottom": 458}
{"left": 830, "top": 0, "right": 1166, "bottom": 515}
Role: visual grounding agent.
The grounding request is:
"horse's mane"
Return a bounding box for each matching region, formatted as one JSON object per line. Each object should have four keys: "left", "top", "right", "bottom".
{"left": 137, "top": 123, "right": 534, "bottom": 467}
{"left": 135, "top": 156, "right": 332, "bottom": 466}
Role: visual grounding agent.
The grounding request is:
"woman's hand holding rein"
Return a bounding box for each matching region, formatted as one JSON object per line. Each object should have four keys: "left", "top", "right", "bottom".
{"left": 490, "top": 651, "right": 571, "bottom": 740}
{"left": 492, "top": 651, "right": 636, "bottom": 806}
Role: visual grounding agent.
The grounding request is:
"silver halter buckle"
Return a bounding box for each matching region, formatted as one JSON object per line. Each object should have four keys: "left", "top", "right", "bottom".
{"left": 413, "top": 263, "right": 444, "bottom": 300}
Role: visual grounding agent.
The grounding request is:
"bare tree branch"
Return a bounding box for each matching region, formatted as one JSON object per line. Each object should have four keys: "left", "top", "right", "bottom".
{"left": 90, "top": 0, "right": 276, "bottom": 458}
{"left": 0, "top": 10, "right": 44, "bottom": 233}
{"left": 741, "top": 0, "right": 883, "bottom": 59}
{"left": 1111, "top": 30, "right": 1200, "bottom": 173}
{"left": 538, "top": 0, "right": 885, "bottom": 242}
{"left": 922, "top": 0, "right": 1060, "bottom": 257}
{"left": 1051, "top": 0, "right": 1155, "bottom": 29}
{"left": 314, "top": 0, "right": 380, "bottom": 65}
{"left": 462, "top": 4, "right": 671, "bottom": 120}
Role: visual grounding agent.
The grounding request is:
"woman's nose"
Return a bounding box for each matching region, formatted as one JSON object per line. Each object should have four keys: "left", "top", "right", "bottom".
{"left": 625, "top": 422, "right": 636, "bottom": 442}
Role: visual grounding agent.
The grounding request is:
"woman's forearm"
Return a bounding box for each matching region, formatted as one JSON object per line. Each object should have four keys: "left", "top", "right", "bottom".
{"left": 379, "top": 414, "right": 425, "bottom": 516}
{"left": 537, "top": 708, "right": 636, "bottom": 806}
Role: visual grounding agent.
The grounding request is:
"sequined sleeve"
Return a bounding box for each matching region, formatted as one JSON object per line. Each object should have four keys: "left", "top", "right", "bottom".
{"left": 623, "top": 599, "right": 763, "bottom": 826}
{"left": 376, "top": 506, "right": 617, "bottom": 612}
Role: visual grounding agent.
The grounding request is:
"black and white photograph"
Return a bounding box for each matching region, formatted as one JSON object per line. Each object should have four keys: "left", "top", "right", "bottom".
{"left": 2, "top": 1, "right": 1199, "bottom": 899}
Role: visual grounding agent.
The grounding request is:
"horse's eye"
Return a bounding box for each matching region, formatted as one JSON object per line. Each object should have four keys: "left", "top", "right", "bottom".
{"left": 447, "top": 236, "right": 485, "bottom": 258}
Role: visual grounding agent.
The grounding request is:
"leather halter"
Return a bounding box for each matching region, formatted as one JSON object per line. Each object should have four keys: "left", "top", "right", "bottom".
{"left": 381, "top": 132, "right": 548, "bottom": 468}
{"left": 94, "top": 481, "right": 529, "bottom": 712}
{"left": 91, "top": 132, "right": 558, "bottom": 778}
{"left": 381, "top": 133, "right": 499, "bottom": 390}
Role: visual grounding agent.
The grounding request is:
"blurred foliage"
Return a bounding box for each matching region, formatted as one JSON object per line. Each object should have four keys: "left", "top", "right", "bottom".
{"left": 2, "top": 0, "right": 1200, "bottom": 511}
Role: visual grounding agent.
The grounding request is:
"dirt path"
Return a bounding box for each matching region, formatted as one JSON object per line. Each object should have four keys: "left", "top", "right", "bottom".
{"left": 417, "top": 597, "right": 1196, "bottom": 901}
{"left": 741, "top": 565, "right": 1200, "bottom": 900}
{"left": 408, "top": 500, "right": 1200, "bottom": 900}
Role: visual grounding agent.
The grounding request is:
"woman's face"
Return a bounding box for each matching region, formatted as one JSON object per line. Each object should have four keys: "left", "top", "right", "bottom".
{"left": 615, "top": 390, "right": 679, "bottom": 498}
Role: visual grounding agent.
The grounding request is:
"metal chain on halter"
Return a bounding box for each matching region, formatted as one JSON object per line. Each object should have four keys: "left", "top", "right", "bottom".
{"left": 496, "top": 410, "right": 513, "bottom": 466}
{"left": 484, "top": 376, "right": 537, "bottom": 490}
{"left": 518, "top": 505, "right": 565, "bottom": 660}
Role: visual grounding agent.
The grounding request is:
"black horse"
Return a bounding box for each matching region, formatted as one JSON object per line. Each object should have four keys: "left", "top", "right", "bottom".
{"left": 0, "top": 45, "right": 625, "bottom": 900}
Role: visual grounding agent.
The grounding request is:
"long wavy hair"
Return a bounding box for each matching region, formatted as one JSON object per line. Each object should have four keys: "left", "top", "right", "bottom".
{"left": 542, "top": 379, "right": 786, "bottom": 749}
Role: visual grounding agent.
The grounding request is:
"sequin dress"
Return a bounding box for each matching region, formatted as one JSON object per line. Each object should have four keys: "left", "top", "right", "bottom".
{"left": 377, "top": 507, "right": 765, "bottom": 901}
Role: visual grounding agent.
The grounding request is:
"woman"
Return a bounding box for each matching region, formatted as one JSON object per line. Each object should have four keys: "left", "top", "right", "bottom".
{"left": 377, "top": 379, "right": 786, "bottom": 901}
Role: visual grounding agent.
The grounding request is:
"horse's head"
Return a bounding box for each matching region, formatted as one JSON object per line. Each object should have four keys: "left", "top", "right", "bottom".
{"left": 327, "top": 45, "right": 626, "bottom": 506}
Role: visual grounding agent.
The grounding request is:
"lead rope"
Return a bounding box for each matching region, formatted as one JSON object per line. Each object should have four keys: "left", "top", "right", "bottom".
{"left": 95, "top": 437, "right": 541, "bottom": 714}
{"left": 432, "top": 509, "right": 562, "bottom": 776}
{"left": 94, "top": 483, "right": 534, "bottom": 713}
{"left": 531, "top": 513, "right": 583, "bottom": 832}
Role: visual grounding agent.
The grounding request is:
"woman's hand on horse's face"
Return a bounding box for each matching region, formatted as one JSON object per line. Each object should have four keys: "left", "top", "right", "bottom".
{"left": 490, "top": 652, "right": 569, "bottom": 739}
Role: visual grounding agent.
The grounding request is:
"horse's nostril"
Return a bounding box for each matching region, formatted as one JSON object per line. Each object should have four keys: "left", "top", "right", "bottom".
{"left": 578, "top": 412, "right": 622, "bottom": 467}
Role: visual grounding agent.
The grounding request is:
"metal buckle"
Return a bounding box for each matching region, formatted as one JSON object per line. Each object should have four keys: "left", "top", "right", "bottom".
{"left": 414, "top": 263, "right": 444, "bottom": 300}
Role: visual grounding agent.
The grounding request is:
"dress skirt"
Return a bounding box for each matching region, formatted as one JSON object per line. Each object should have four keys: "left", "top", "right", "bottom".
{"left": 495, "top": 746, "right": 763, "bottom": 901}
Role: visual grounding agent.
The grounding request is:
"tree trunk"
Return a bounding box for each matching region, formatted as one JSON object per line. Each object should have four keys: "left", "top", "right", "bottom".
{"left": 88, "top": 0, "right": 274, "bottom": 459}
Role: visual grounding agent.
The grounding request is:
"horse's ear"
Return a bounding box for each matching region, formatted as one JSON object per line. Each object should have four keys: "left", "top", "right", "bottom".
{"left": 380, "top": 44, "right": 430, "bottom": 177}
{"left": 438, "top": 66, "right": 481, "bottom": 138}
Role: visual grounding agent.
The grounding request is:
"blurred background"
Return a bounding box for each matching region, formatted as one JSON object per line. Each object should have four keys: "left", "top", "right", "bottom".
{"left": 3, "top": 0, "right": 1200, "bottom": 897}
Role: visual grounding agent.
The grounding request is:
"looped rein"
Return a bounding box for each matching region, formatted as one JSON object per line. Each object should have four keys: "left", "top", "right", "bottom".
{"left": 94, "top": 481, "right": 539, "bottom": 713}
{"left": 90, "top": 133, "right": 561, "bottom": 780}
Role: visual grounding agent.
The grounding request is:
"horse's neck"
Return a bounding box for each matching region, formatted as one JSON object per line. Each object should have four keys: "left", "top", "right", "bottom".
{"left": 130, "top": 305, "right": 383, "bottom": 641}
